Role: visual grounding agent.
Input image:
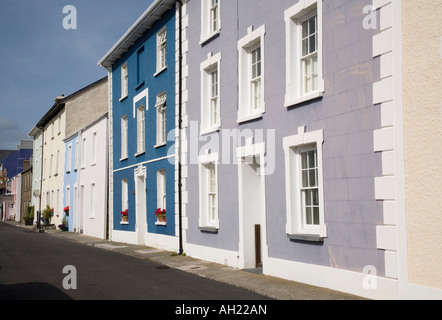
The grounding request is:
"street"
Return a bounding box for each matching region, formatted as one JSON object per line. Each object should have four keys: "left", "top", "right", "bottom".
{"left": 0, "top": 222, "right": 269, "bottom": 301}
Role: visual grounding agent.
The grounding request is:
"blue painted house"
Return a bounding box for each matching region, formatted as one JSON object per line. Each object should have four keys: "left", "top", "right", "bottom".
{"left": 99, "top": 0, "right": 178, "bottom": 249}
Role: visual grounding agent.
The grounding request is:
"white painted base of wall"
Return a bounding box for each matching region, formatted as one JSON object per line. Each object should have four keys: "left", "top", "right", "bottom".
{"left": 184, "top": 243, "right": 240, "bottom": 269}
{"left": 265, "top": 257, "right": 397, "bottom": 300}
{"left": 110, "top": 230, "right": 179, "bottom": 252}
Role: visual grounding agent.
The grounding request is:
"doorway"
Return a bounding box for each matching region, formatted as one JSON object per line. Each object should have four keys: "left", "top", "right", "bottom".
{"left": 238, "top": 150, "right": 267, "bottom": 270}
{"left": 135, "top": 166, "right": 147, "bottom": 245}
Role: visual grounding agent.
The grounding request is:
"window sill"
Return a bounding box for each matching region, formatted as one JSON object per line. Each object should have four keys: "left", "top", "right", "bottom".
{"left": 237, "top": 112, "right": 264, "bottom": 124}
{"left": 154, "top": 143, "right": 167, "bottom": 149}
{"left": 120, "top": 157, "right": 128, "bottom": 162}
{"left": 200, "top": 31, "right": 220, "bottom": 46}
{"left": 120, "top": 221, "right": 129, "bottom": 225}
{"left": 119, "top": 96, "right": 128, "bottom": 102}
{"left": 284, "top": 91, "right": 324, "bottom": 108}
{"left": 134, "top": 151, "right": 145, "bottom": 158}
{"left": 200, "top": 125, "right": 221, "bottom": 136}
{"left": 287, "top": 233, "right": 324, "bottom": 242}
{"left": 135, "top": 81, "right": 145, "bottom": 91}
{"left": 199, "top": 226, "right": 219, "bottom": 233}
{"left": 155, "top": 222, "right": 167, "bottom": 226}
{"left": 154, "top": 67, "right": 167, "bottom": 78}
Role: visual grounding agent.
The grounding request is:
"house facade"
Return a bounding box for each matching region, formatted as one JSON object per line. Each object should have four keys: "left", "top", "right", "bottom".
{"left": 63, "top": 77, "right": 108, "bottom": 239}
{"left": 98, "top": 0, "right": 178, "bottom": 249}
{"left": 172, "top": 0, "right": 442, "bottom": 300}
{"left": 399, "top": 0, "right": 442, "bottom": 298}
{"left": 28, "top": 126, "right": 43, "bottom": 223}
{"left": 37, "top": 96, "right": 66, "bottom": 227}
{"left": 20, "top": 160, "right": 33, "bottom": 223}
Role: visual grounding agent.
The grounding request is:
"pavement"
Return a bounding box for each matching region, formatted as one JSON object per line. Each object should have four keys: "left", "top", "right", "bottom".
{"left": 4, "top": 221, "right": 366, "bottom": 300}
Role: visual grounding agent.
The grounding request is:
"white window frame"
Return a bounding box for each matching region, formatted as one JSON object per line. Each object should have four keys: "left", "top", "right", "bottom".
{"left": 66, "top": 185, "right": 70, "bottom": 208}
{"left": 91, "top": 132, "right": 97, "bottom": 166}
{"left": 200, "top": 52, "right": 221, "bottom": 134}
{"left": 284, "top": 0, "right": 324, "bottom": 107}
{"left": 67, "top": 144, "right": 72, "bottom": 173}
{"left": 121, "top": 116, "right": 128, "bottom": 160}
{"left": 75, "top": 140, "right": 79, "bottom": 171}
{"left": 49, "top": 154, "right": 53, "bottom": 178}
{"left": 121, "top": 63, "right": 128, "bottom": 100}
{"left": 200, "top": 0, "right": 221, "bottom": 45}
{"left": 156, "top": 169, "right": 167, "bottom": 225}
{"left": 155, "top": 92, "right": 167, "bottom": 147}
{"left": 121, "top": 179, "right": 129, "bottom": 224}
{"left": 81, "top": 138, "right": 86, "bottom": 169}
{"left": 198, "top": 152, "right": 219, "bottom": 230}
{"left": 55, "top": 150, "right": 59, "bottom": 176}
{"left": 136, "top": 106, "right": 145, "bottom": 156}
{"left": 156, "top": 27, "right": 167, "bottom": 74}
{"left": 283, "top": 127, "right": 326, "bottom": 240}
{"left": 238, "top": 25, "right": 266, "bottom": 123}
{"left": 90, "top": 183, "right": 96, "bottom": 219}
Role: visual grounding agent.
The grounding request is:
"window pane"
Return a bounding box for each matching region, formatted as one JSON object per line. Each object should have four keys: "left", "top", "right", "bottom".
{"left": 308, "top": 169, "right": 316, "bottom": 187}
{"left": 302, "top": 170, "right": 308, "bottom": 188}
{"left": 306, "top": 207, "right": 312, "bottom": 225}
{"left": 306, "top": 189, "right": 312, "bottom": 205}
{"left": 309, "top": 16, "right": 316, "bottom": 36}
{"left": 302, "top": 20, "right": 308, "bottom": 38}
{"left": 313, "top": 207, "right": 320, "bottom": 225}
{"left": 312, "top": 189, "right": 319, "bottom": 206}
{"left": 301, "top": 152, "right": 308, "bottom": 169}
{"left": 309, "top": 33, "right": 316, "bottom": 53}
{"left": 308, "top": 150, "right": 316, "bottom": 168}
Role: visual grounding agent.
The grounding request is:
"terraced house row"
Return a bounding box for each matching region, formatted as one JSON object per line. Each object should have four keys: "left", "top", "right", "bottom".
{"left": 23, "top": 0, "right": 441, "bottom": 300}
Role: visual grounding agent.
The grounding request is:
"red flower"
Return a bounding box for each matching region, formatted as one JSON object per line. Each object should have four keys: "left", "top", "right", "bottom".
{"left": 121, "top": 209, "right": 129, "bottom": 216}
{"left": 64, "top": 206, "right": 69, "bottom": 212}
{"left": 155, "top": 208, "right": 166, "bottom": 216}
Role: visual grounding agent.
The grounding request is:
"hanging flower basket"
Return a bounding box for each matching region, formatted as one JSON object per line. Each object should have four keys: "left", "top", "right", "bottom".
{"left": 64, "top": 206, "right": 70, "bottom": 217}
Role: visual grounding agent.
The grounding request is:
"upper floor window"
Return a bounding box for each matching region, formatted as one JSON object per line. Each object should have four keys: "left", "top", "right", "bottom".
{"left": 121, "top": 116, "right": 128, "bottom": 160}
{"left": 155, "top": 92, "right": 167, "bottom": 147}
{"left": 156, "top": 28, "right": 167, "bottom": 74}
{"left": 284, "top": 0, "right": 324, "bottom": 107}
{"left": 136, "top": 106, "right": 145, "bottom": 155}
{"left": 200, "top": 52, "right": 221, "bottom": 134}
{"left": 200, "top": 0, "right": 221, "bottom": 44}
{"left": 238, "top": 25, "right": 265, "bottom": 123}
{"left": 121, "top": 63, "right": 128, "bottom": 100}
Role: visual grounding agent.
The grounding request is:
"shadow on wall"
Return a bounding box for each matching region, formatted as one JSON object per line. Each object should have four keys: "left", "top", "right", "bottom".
{"left": 0, "top": 282, "right": 73, "bottom": 300}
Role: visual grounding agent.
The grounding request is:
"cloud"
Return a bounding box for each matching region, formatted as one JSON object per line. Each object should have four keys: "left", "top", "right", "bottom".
{"left": 0, "top": 116, "right": 28, "bottom": 150}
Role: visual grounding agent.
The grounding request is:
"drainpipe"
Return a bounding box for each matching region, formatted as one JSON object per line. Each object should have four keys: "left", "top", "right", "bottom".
{"left": 176, "top": 0, "right": 184, "bottom": 255}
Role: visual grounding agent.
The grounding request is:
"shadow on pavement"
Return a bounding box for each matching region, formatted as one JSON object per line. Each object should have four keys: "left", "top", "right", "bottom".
{"left": 0, "top": 282, "right": 73, "bottom": 300}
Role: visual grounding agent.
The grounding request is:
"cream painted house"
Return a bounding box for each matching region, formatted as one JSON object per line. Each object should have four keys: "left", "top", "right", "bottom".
{"left": 37, "top": 96, "right": 67, "bottom": 227}
{"left": 401, "top": 0, "right": 442, "bottom": 298}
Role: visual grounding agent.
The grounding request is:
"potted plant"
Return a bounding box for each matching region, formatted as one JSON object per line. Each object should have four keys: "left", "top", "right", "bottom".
{"left": 155, "top": 208, "right": 166, "bottom": 223}
{"left": 42, "top": 205, "right": 52, "bottom": 226}
{"left": 58, "top": 215, "right": 68, "bottom": 232}
{"left": 121, "top": 209, "right": 129, "bottom": 222}
{"left": 64, "top": 206, "right": 69, "bottom": 217}
{"left": 24, "top": 206, "right": 34, "bottom": 226}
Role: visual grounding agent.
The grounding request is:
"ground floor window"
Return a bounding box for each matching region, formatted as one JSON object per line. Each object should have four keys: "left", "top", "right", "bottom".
{"left": 283, "top": 127, "right": 326, "bottom": 240}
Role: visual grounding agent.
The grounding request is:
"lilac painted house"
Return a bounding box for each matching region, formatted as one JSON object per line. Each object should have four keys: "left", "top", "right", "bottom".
{"left": 178, "top": 0, "right": 392, "bottom": 299}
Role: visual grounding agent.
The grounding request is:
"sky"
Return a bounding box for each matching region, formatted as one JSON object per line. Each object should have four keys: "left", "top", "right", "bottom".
{"left": 0, "top": 0, "right": 154, "bottom": 150}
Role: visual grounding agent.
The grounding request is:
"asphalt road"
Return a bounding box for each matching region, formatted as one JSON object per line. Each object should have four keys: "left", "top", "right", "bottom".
{"left": 0, "top": 222, "right": 269, "bottom": 301}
